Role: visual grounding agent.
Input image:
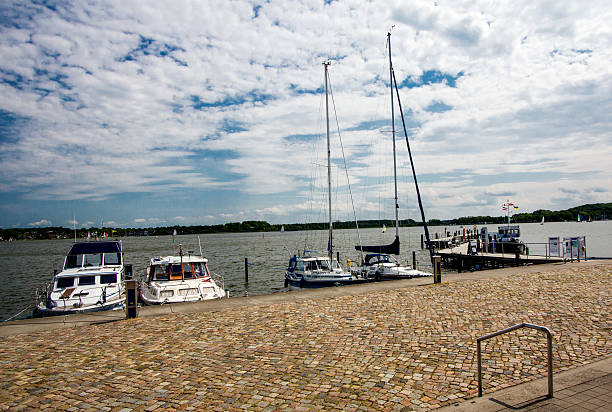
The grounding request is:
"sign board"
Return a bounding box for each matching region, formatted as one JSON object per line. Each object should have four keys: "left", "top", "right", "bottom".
{"left": 548, "top": 237, "right": 559, "bottom": 256}
{"left": 563, "top": 236, "right": 586, "bottom": 260}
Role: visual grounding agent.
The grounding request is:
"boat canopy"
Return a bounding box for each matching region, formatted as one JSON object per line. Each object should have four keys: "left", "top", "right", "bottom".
{"left": 364, "top": 254, "right": 393, "bottom": 265}
{"left": 355, "top": 236, "right": 400, "bottom": 255}
{"left": 68, "top": 241, "right": 122, "bottom": 255}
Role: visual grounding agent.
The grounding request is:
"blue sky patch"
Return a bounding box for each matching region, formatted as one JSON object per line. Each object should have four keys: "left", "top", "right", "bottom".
{"left": 220, "top": 119, "right": 248, "bottom": 134}
{"left": 283, "top": 133, "right": 322, "bottom": 143}
{"left": 252, "top": 5, "right": 262, "bottom": 18}
{"left": 400, "top": 70, "right": 463, "bottom": 89}
{"left": 191, "top": 90, "right": 275, "bottom": 110}
{"left": 289, "top": 83, "right": 323, "bottom": 95}
{"left": 0, "top": 109, "right": 28, "bottom": 144}
{"left": 425, "top": 101, "right": 452, "bottom": 113}
{"left": 117, "top": 35, "right": 187, "bottom": 66}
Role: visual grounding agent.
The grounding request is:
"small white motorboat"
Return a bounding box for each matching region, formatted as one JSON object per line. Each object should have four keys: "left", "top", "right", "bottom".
{"left": 35, "top": 240, "right": 128, "bottom": 316}
{"left": 140, "top": 246, "right": 226, "bottom": 305}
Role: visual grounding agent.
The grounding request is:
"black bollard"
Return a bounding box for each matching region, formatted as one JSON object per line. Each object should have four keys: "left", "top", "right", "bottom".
{"left": 125, "top": 280, "right": 138, "bottom": 319}
{"left": 244, "top": 257, "right": 249, "bottom": 283}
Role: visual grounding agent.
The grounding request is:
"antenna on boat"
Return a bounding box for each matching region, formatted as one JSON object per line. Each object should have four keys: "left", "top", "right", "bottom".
{"left": 198, "top": 236, "right": 203, "bottom": 257}
{"left": 73, "top": 213, "right": 76, "bottom": 242}
{"left": 179, "top": 243, "right": 185, "bottom": 281}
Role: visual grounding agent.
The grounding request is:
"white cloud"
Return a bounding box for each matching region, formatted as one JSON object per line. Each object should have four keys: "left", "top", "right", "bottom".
{"left": 28, "top": 219, "right": 51, "bottom": 227}
{"left": 0, "top": 0, "right": 611, "bottom": 226}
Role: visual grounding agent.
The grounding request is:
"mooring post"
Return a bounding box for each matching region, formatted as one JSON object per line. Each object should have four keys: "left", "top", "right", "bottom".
{"left": 412, "top": 251, "right": 416, "bottom": 269}
{"left": 433, "top": 255, "right": 441, "bottom": 283}
{"left": 244, "top": 257, "right": 249, "bottom": 283}
{"left": 125, "top": 279, "right": 138, "bottom": 319}
{"left": 420, "top": 234, "right": 424, "bottom": 249}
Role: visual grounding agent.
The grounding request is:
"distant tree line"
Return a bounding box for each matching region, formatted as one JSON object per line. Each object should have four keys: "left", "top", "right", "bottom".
{"left": 1, "top": 203, "right": 610, "bottom": 241}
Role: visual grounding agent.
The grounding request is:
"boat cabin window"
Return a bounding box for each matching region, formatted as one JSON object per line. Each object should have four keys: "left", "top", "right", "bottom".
{"left": 296, "top": 261, "right": 305, "bottom": 271}
{"left": 64, "top": 254, "right": 83, "bottom": 269}
{"left": 100, "top": 274, "right": 117, "bottom": 284}
{"left": 151, "top": 265, "right": 169, "bottom": 281}
{"left": 170, "top": 264, "right": 185, "bottom": 279}
{"left": 84, "top": 253, "right": 102, "bottom": 267}
{"left": 64, "top": 252, "right": 121, "bottom": 269}
{"left": 103, "top": 252, "right": 121, "bottom": 265}
{"left": 56, "top": 277, "right": 75, "bottom": 289}
{"left": 193, "top": 263, "right": 207, "bottom": 277}
{"left": 317, "top": 259, "right": 330, "bottom": 271}
{"left": 78, "top": 275, "right": 96, "bottom": 285}
{"left": 181, "top": 263, "right": 194, "bottom": 279}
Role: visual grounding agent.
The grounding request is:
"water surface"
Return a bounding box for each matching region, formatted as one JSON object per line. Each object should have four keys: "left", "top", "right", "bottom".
{"left": 1, "top": 222, "right": 609, "bottom": 321}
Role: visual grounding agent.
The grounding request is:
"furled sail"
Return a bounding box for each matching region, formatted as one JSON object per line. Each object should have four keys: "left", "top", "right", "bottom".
{"left": 355, "top": 236, "right": 400, "bottom": 255}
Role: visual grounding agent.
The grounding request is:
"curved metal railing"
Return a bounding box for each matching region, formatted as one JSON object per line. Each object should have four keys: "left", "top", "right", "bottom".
{"left": 477, "top": 322, "right": 553, "bottom": 398}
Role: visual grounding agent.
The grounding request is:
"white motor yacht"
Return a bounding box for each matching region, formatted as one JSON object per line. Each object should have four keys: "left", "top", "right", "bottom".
{"left": 35, "top": 240, "right": 127, "bottom": 316}
{"left": 140, "top": 251, "right": 226, "bottom": 305}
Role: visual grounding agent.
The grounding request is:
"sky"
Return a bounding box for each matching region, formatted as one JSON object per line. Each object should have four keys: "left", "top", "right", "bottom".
{"left": 0, "top": 0, "right": 611, "bottom": 229}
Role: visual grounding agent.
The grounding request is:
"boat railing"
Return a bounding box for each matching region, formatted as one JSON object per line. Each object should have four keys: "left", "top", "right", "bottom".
{"left": 211, "top": 273, "right": 229, "bottom": 297}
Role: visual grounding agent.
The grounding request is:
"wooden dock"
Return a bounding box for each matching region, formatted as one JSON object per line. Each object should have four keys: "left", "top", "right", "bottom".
{"left": 436, "top": 243, "right": 565, "bottom": 272}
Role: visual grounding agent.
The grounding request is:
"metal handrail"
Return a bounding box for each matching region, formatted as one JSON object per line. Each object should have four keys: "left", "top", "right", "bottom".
{"left": 477, "top": 323, "right": 553, "bottom": 398}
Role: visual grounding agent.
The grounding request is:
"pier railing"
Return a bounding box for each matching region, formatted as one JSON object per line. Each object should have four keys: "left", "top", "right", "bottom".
{"left": 477, "top": 323, "right": 553, "bottom": 398}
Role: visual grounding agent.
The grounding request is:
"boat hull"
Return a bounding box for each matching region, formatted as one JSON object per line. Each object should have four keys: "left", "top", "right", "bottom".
{"left": 351, "top": 264, "right": 432, "bottom": 280}
{"left": 285, "top": 271, "right": 355, "bottom": 287}
{"left": 139, "top": 279, "right": 226, "bottom": 305}
{"left": 33, "top": 298, "right": 125, "bottom": 317}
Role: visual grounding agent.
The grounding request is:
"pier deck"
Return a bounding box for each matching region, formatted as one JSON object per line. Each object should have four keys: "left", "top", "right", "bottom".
{"left": 436, "top": 243, "right": 564, "bottom": 271}
{"left": 0, "top": 261, "right": 610, "bottom": 411}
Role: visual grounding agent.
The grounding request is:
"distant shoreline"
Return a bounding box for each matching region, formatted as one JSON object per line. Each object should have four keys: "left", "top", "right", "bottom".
{"left": 1, "top": 202, "right": 610, "bottom": 241}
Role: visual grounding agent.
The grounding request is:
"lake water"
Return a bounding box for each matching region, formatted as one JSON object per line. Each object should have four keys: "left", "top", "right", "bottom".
{"left": 0, "top": 221, "right": 610, "bottom": 321}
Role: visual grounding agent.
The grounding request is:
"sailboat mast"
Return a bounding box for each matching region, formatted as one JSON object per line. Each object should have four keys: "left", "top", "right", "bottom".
{"left": 391, "top": 66, "right": 435, "bottom": 265}
{"left": 324, "top": 61, "right": 333, "bottom": 261}
{"left": 388, "top": 32, "right": 400, "bottom": 239}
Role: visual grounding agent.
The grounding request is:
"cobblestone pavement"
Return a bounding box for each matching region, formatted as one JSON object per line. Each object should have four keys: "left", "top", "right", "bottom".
{"left": 0, "top": 265, "right": 610, "bottom": 411}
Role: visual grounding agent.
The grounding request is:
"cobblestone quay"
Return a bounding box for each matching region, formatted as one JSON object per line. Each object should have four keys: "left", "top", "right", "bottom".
{"left": 1, "top": 264, "right": 610, "bottom": 411}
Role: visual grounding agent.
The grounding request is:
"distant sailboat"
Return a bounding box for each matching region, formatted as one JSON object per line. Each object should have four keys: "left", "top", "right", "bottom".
{"left": 280, "top": 225, "right": 285, "bottom": 233}
{"left": 540, "top": 216, "right": 545, "bottom": 225}
{"left": 381, "top": 224, "right": 387, "bottom": 233}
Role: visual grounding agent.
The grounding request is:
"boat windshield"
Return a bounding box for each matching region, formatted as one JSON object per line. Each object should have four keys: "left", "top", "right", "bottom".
{"left": 150, "top": 262, "right": 207, "bottom": 281}
{"left": 64, "top": 252, "right": 122, "bottom": 269}
{"left": 317, "top": 259, "right": 330, "bottom": 271}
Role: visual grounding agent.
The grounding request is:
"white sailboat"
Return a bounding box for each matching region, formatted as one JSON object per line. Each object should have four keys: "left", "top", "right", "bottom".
{"left": 285, "top": 62, "right": 355, "bottom": 287}
{"left": 351, "top": 32, "right": 432, "bottom": 280}
{"left": 540, "top": 216, "right": 545, "bottom": 225}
